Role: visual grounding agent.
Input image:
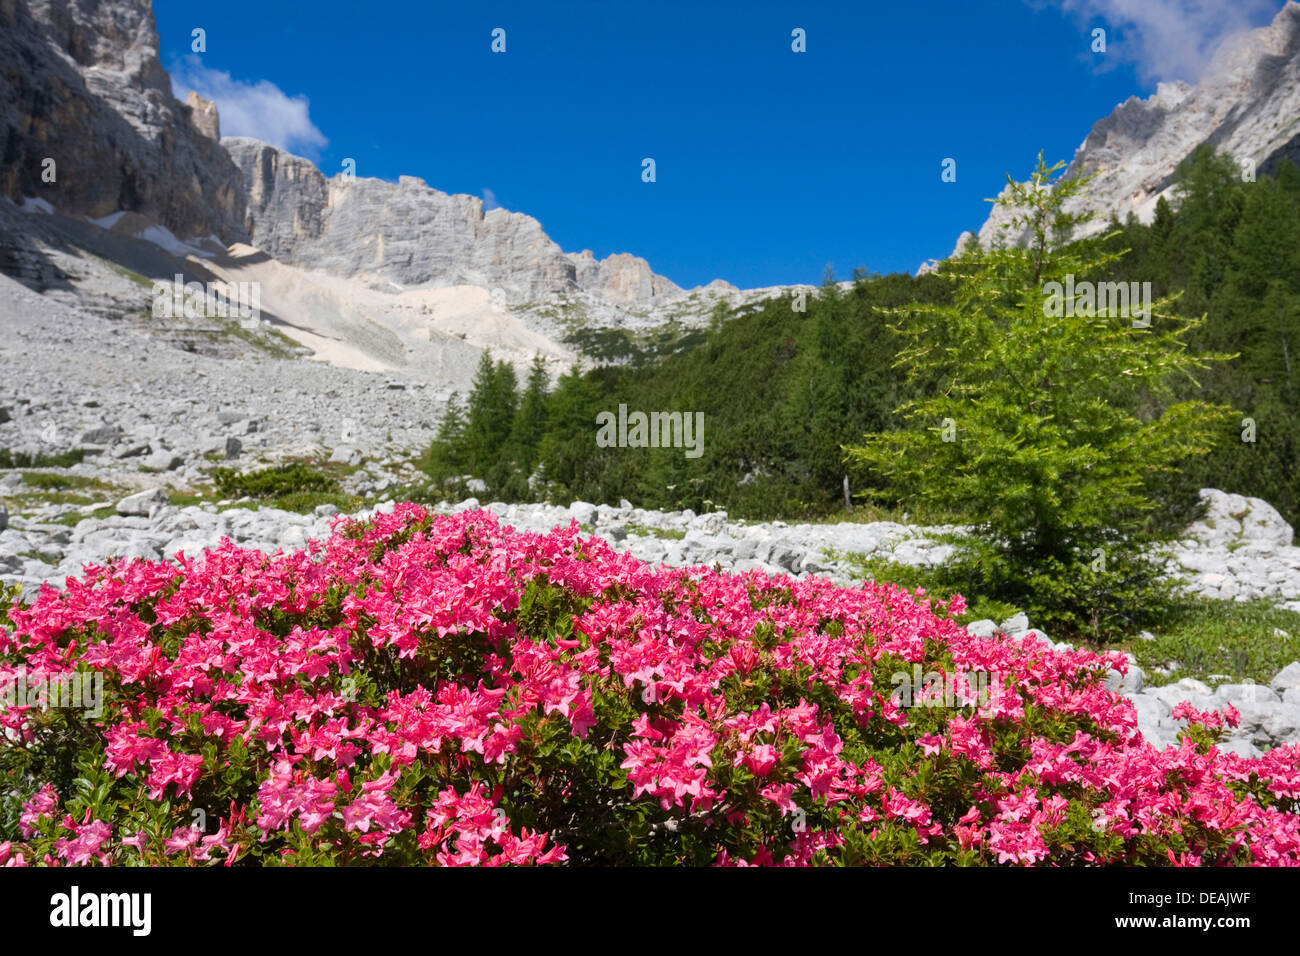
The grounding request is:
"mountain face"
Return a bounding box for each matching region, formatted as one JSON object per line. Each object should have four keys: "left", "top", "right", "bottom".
{"left": 0, "top": 0, "right": 247, "bottom": 242}
{"left": 959, "top": 1, "right": 1300, "bottom": 254}
{"left": 0, "top": 0, "right": 819, "bottom": 378}
{"left": 225, "top": 137, "right": 690, "bottom": 313}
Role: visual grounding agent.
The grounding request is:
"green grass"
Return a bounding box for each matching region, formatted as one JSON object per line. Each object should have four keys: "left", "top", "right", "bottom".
{"left": 0, "top": 449, "right": 87, "bottom": 469}
{"left": 19, "top": 471, "right": 109, "bottom": 492}
{"left": 50, "top": 506, "right": 116, "bottom": 527}
{"left": 225, "top": 320, "right": 301, "bottom": 359}
{"left": 1121, "top": 599, "right": 1300, "bottom": 688}
{"left": 220, "top": 491, "right": 362, "bottom": 515}
{"left": 626, "top": 524, "right": 686, "bottom": 540}
{"left": 16, "top": 549, "right": 62, "bottom": 565}
{"left": 211, "top": 462, "right": 339, "bottom": 500}
{"left": 7, "top": 491, "right": 99, "bottom": 509}
{"left": 835, "top": 549, "right": 1300, "bottom": 686}
{"left": 167, "top": 488, "right": 212, "bottom": 508}
{"left": 79, "top": 247, "right": 154, "bottom": 289}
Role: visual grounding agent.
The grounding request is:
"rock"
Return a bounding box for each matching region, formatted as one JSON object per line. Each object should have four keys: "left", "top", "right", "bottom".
{"left": 1215, "top": 682, "right": 1281, "bottom": 707}
{"left": 225, "top": 137, "right": 687, "bottom": 315}
{"left": 1258, "top": 704, "right": 1300, "bottom": 742}
{"left": 0, "top": 0, "right": 247, "bottom": 242}
{"left": 143, "top": 449, "right": 184, "bottom": 472}
{"left": 80, "top": 425, "right": 124, "bottom": 445}
{"left": 0, "top": 503, "right": 6, "bottom": 532}
{"left": 1129, "top": 694, "right": 1170, "bottom": 739}
{"left": 314, "top": 504, "right": 338, "bottom": 518}
{"left": 569, "top": 501, "right": 598, "bottom": 526}
{"left": 965, "top": 619, "right": 999, "bottom": 639}
{"left": 1185, "top": 489, "right": 1294, "bottom": 550}
{"left": 1269, "top": 661, "right": 1300, "bottom": 694}
{"left": 768, "top": 543, "right": 803, "bottom": 574}
{"left": 1106, "top": 664, "right": 1145, "bottom": 695}
{"left": 0, "top": 407, "right": 9, "bottom": 423}
{"left": 465, "top": 478, "right": 488, "bottom": 494}
{"left": 329, "top": 446, "right": 362, "bottom": 467}
{"left": 1000, "top": 613, "right": 1030, "bottom": 636}
{"left": 225, "top": 437, "right": 243, "bottom": 460}
{"left": 1218, "top": 737, "right": 1263, "bottom": 759}
{"left": 695, "top": 511, "right": 728, "bottom": 535}
{"left": 111, "top": 442, "right": 150, "bottom": 459}
{"left": 116, "top": 488, "right": 168, "bottom": 517}
{"left": 186, "top": 90, "right": 221, "bottom": 140}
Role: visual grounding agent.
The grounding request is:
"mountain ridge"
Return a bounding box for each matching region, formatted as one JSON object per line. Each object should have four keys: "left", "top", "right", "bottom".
{"left": 931, "top": 1, "right": 1300, "bottom": 266}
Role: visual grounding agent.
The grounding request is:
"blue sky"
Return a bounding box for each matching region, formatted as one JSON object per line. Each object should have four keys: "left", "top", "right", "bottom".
{"left": 157, "top": 0, "right": 1285, "bottom": 290}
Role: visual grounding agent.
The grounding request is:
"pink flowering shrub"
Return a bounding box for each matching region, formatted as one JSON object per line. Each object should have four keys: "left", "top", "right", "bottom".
{"left": 1, "top": 504, "right": 1298, "bottom": 867}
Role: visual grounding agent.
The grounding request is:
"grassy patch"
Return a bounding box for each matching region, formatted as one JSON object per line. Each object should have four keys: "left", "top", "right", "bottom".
{"left": 835, "top": 549, "right": 1300, "bottom": 685}
{"left": 1122, "top": 599, "right": 1300, "bottom": 687}
{"left": 80, "top": 248, "right": 154, "bottom": 289}
{"left": 225, "top": 320, "right": 301, "bottom": 359}
{"left": 211, "top": 462, "right": 339, "bottom": 500}
{"left": 19, "top": 472, "right": 109, "bottom": 492}
{"left": 167, "top": 488, "right": 213, "bottom": 508}
{"left": 627, "top": 524, "right": 686, "bottom": 540}
{"left": 7, "top": 491, "right": 100, "bottom": 509}
{"left": 50, "top": 506, "right": 116, "bottom": 527}
{"left": 221, "top": 491, "right": 362, "bottom": 516}
{"left": 0, "top": 448, "right": 87, "bottom": 469}
{"left": 16, "top": 550, "right": 62, "bottom": 565}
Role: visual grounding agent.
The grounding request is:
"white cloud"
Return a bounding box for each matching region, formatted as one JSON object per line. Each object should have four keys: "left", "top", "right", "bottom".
{"left": 170, "top": 55, "right": 328, "bottom": 157}
{"left": 1052, "top": 0, "right": 1279, "bottom": 83}
{"left": 482, "top": 188, "right": 501, "bottom": 211}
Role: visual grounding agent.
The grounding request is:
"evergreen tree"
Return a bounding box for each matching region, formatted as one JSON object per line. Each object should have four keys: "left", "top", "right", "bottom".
{"left": 463, "top": 351, "right": 518, "bottom": 490}
{"left": 510, "top": 354, "right": 551, "bottom": 477}
{"left": 846, "top": 154, "right": 1237, "bottom": 639}
{"left": 537, "top": 366, "right": 608, "bottom": 501}
{"left": 426, "top": 392, "right": 468, "bottom": 481}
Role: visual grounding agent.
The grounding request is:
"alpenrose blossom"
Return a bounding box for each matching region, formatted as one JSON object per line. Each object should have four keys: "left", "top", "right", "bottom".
{"left": 0, "top": 504, "right": 1297, "bottom": 866}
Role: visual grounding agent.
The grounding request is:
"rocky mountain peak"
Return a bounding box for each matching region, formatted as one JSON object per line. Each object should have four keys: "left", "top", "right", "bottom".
{"left": 0, "top": 0, "right": 247, "bottom": 242}
{"left": 185, "top": 91, "right": 220, "bottom": 141}
{"left": 224, "top": 136, "right": 686, "bottom": 314}
{"left": 962, "top": 1, "right": 1300, "bottom": 255}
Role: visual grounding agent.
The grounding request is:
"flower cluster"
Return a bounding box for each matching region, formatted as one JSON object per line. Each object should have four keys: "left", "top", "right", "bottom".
{"left": 1, "top": 505, "right": 1297, "bottom": 866}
